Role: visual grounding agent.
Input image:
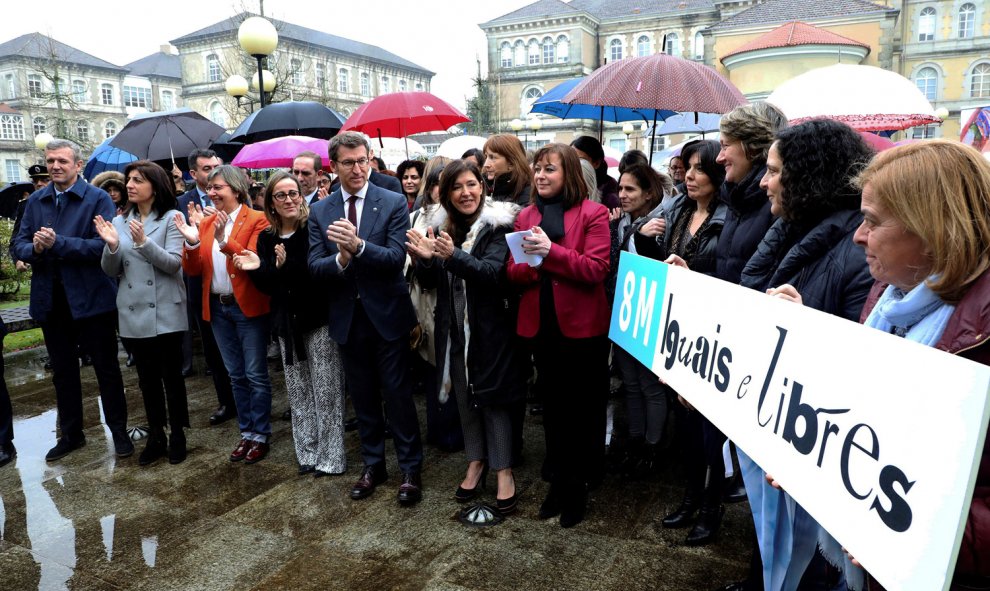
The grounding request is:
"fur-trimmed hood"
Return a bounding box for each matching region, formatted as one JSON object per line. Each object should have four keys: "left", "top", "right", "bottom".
{"left": 420, "top": 199, "right": 520, "bottom": 233}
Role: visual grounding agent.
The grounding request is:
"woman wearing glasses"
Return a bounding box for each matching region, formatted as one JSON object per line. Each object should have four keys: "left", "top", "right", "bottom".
{"left": 233, "top": 171, "right": 346, "bottom": 477}
{"left": 175, "top": 165, "right": 273, "bottom": 464}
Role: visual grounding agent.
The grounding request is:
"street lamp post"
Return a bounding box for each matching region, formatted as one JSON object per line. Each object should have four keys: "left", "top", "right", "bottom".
{"left": 510, "top": 118, "right": 523, "bottom": 137}
{"left": 622, "top": 122, "right": 634, "bottom": 152}
{"left": 237, "top": 16, "right": 278, "bottom": 108}
{"left": 526, "top": 118, "right": 542, "bottom": 151}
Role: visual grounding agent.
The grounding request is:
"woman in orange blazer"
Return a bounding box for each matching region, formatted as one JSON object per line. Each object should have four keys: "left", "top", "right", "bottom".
{"left": 175, "top": 165, "right": 273, "bottom": 464}
{"left": 506, "top": 143, "right": 611, "bottom": 529}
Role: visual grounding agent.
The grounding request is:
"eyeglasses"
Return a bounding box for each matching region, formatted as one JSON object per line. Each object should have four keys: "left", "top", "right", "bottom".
{"left": 335, "top": 158, "right": 370, "bottom": 170}
{"left": 206, "top": 184, "right": 229, "bottom": 192}
{"left": 272, "top": 190, "right": 302, "bottom": 201}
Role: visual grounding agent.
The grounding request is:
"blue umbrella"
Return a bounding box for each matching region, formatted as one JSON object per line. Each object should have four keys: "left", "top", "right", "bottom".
{"left": 645, "top": 112, "right": 722, "bottom": 137}
{"left": 530, "top": 77, "right": 675, "bottom": 124}
{"left": 84, "top": 138, "right": 137, "bottom": 180}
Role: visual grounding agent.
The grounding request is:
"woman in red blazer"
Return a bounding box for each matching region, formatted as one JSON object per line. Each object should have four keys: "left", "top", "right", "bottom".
{"left": 506, "top": 143, "right": 611, "bottom": 528}
{"left": 176, "top": 165, "right": 273, "bottom": 464}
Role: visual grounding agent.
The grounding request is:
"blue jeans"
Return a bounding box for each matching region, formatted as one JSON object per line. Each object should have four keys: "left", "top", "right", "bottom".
{"left": 209, "top": 296, "right": 272, "bottom": 441}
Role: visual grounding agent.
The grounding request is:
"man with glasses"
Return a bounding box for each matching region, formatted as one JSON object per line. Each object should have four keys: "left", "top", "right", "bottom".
{"left": 308, "top": 131, "right": 424, "bottom": 506}
{"left": 292, "top": 151, "right": 328, "bottom": 206}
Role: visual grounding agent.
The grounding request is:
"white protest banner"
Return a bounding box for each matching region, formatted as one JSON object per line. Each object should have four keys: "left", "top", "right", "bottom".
{"left": 609, "top": 252, "right": 990, "bottom": 591}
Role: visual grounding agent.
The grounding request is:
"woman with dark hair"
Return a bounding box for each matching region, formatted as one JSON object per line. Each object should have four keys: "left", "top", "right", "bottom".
{"left": 482, "top": 134, "right": 531, "bottom": 206}
{"left": 461, "top": 148, "right": 485, "bottom": 169}
{"left": 618, "top": 149, "right": 649, "bottom": 174}
{"left": 94, "top": 160, "right": 189, "bottom": 465}
{"left": 396, "top": 160, "right": 425, "bottom": 211}
{"left": 233, "top": 171, "right": 346, "bottom": 476}
{"left": 175, "top": 164, "right": 273, "bottom": 464}
{"left": 571, "top": 135, "right": 619, "bottom": 209}
{"left": 408, "top": 160, "right": 524, "bottom": 513}
{"left": 507, "top": 143, "right": 611, "bottom": 528}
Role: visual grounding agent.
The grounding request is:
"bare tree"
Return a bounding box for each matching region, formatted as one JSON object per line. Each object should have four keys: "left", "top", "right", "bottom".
{"left": 25, "top": 33, "right": 95, "bottom": 151}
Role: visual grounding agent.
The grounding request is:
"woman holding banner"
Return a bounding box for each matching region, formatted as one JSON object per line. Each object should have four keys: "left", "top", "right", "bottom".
{"left": 851, "top": 140, "right": 990, "bottom": 590}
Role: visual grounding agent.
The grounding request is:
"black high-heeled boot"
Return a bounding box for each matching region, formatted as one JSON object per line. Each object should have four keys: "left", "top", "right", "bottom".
{"left": 139, "top": 428, "right": 167, "bottom": 466}
{"left": 661, "top": 487, "right": 701, "bottom": 528}
{"left": 169, "top": 429, "right": 187, "bottom": 465}
{"left": 685, "top": 501, "right": 724, "bottom": 546}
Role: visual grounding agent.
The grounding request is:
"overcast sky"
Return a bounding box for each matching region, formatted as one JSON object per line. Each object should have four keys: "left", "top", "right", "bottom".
{"left": 4, "top": 0, "right": 534, "bottom": 110}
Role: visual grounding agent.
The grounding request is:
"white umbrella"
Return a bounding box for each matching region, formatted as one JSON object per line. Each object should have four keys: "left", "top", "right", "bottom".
{"left": 375, "top": 137, "right": 425, "bottom": 170}
{"left": 435, "top": 135, "right": 488, "bottom": 159}
{"left": 766, "top": 64, "right": 940, "bottom": 132}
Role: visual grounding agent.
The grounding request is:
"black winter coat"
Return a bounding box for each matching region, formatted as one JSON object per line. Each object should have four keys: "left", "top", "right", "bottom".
{"left": 414, "top": 201, "right": 526, "bottom": 407}
{"left": 489, "top": 173, "right": 531, "bottom": 207}
{"left": 636, "top": 193, "right": 727, "bottom": 276}
{"left": 716, "top": 165, "right": 775, "bottom": 285}
{"left": 740, "top": 209, "right": 873, "bottom": 321}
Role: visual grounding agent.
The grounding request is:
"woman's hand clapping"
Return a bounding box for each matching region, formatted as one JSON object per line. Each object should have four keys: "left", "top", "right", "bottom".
{"left": 93, "top": 215, "right": 119, "bottom": 252}
{"left": 173, "top": 212, "right": 200, "bottom": 246}
{"left": 232, "top": 249, "right": 261, "bottom": 271}
{"left": 406, "top": 227, "right": 436, "bottom": 261}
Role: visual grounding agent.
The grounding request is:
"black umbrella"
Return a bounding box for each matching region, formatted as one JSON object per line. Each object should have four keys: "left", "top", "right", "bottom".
{"left": 109, "top": 108, "right": 226, "bottom": 164}
{"left": 210, "top": 131, "right": 245, "bottom": 164}
{"left": 0, "top": 182, "right": 33, "bottom": 219}
{"left": 229, "top": 101, "right": 346, "bottom": 143}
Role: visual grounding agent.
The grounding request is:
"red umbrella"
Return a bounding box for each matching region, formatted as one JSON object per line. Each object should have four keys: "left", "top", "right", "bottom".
{"left": 342, "top": 91, "right": 470, "bottom": 148}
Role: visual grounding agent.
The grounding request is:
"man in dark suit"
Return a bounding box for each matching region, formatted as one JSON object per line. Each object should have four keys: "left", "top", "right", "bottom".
{"left": 308, "top": 131, "right": 424, "bottom": 505}
{"left": 177, "top": 148, "right": 236, "bottom": 426}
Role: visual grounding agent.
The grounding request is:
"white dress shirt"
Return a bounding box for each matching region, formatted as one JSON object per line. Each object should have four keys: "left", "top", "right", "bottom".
{"left": 210, "top": 204, "right": 242, "bottom": 295}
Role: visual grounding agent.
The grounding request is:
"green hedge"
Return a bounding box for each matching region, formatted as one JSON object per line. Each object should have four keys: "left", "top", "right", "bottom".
{"left": 0, "top": 218, "right": 24, "bottom": 300}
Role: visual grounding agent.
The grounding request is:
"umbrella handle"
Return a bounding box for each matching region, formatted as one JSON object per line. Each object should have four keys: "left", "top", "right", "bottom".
{"left": 377, "top": 129, "right": 384, "bottom": 150}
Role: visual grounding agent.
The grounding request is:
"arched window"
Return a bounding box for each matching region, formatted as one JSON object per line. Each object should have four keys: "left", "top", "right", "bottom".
{"left": 637, "top": 35, "right": 650, "bottom": 57}
{"left": 665, "top": 33, "right": 681, "bottom": 56}
{"left": 72, "top": 80, "right": 86, "bottom": 103}
{"left": 959, "top": 3, "right": 976, "bottom": 39}
{"left": 694, "top": 32, "right": 705, "bottom": 59}
{"left": 610, "top": 39, "right": 623, "bottom": 62}
{"left": 206, "top": 54, "right": 221, "bottom": 83}
{"left": 514, "top": 41, "right": 526, "bottom": 67}
{"left": 161, "top": 90, "right": 174, "bottom": 110}
{"left": 209, "top": 101, "right": 225, "bottom": 127}
{"left": 501, "top": 42, "right": 512, "bottom": 68}
{"left": 919, "top": 7, "right": 936, "bottom": 41}
{"left": 972, "top": 63, "right": 990, "bottom": 98}
{"left": 556, "top": 35, "right": 569, "bottom": 63}
{"left": 522, "top": 87, "right": 543, "bottom": 114}
{"left": 338, "top": 68, "right": 350, "bottom": 93}
{"left": 76, "top": 120, "right": 89, "bottom": 143}
{"left": 542, "top": 37, "right": 555, "bottom": 64}
{"left": 360, "top": 72, "right": 370, "bottom": 96}
{"left": 528, "top": 40, "right": 540, "bottom": 65}
{"left": 32, "top": 116, "right": 45, "bottom": 136}
{"left": 290, "top": 58, "right": 302, "bottom": 85}
{"left": 914, "top": 67, "right": 938, "bottom": 100}
{"left": 104, "top": 121, "right": 117, "bottom": 139}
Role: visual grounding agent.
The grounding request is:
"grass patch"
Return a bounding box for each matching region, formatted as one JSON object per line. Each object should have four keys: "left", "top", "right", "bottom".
{"left": 4, "top": 328, "right": 43, "bottom": 354}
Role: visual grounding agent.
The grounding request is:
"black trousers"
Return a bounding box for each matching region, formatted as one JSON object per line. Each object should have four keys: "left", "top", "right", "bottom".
{"left": 187, "top": 275, "right": 234, "bottom": 409}
{"left": 339, "top": 300, "right": 423, "bottom": 473}
{"left": 124, "top": 332, "right": 189, "bottom": 431}
{"left": 40, "top": 283, "right": 127, "bottom": 442}
{"left": 0, "top": 348, "right": 12, "bottom": 448}
{"left": 535, "top": 333, "right": 609, "bottom": 496}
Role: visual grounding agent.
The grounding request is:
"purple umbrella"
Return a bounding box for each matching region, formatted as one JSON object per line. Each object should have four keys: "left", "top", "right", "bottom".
{"left": 230, "top": 135, "right": 329, "bottom": 169}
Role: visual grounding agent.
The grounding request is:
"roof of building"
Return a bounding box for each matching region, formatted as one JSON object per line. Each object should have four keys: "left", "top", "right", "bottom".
{"left": 0, "top": 103, "right": 20, "bottom": 115}
{"left": 171, "top": 13, "right": 433, "bottom": 76}
{"left": 721, "top": 21, "right": 870, "bottom": 59}
{"left": 125, "top": 51, "right": 181, "bottom": 80}
{"left": 482, "top": 0, "right": 716, "bottom": 26}
{"left": 0, "top": 33, "right": 126, "bottom": 72}
{"left": 711, "top": 0, "right": 895, "bottom": 30}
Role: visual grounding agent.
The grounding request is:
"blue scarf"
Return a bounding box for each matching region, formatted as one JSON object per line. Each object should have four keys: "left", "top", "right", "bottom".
{"left": 864, "top": 280, "right": 955, "bottom": 346}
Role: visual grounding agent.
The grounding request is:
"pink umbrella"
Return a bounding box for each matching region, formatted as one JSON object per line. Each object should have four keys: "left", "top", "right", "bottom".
{"left": 231, "top": 135, "right": 329, "bottom": 169}
{"left": 858, "top": 132, "right": 895, "bottom": 152}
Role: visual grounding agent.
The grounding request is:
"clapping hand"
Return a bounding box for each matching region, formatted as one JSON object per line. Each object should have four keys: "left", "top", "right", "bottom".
{"left": 232, "top": 249, "right": 261, "bottom": 271}
{"left": 434, "top": 230, "right": 455, "bottom": 260}
{"left": 173, "top": 212, "right": 200, "bottom": 245}
{"left": 406, "top": 227, "right": 435, "bottom": 261}
{"left": 187, "top": 202, "right": 205, "bottom": 226}
{"left": 93, "top": 215, "right": 119, "bottom": 251}
{"left": 274, "top": 243, "right": 287, "bottom": 269}
{"left": 128, "top": 219, "right": 145, "bottom": 247}
{"left": 33, "top": 227, "right": 56, "bottom": 254}
{"left": 213, "top": 210, "right": 230, "bottom": 244}
{"left": 327, "top": 218, "right": 361, "bottom": 253}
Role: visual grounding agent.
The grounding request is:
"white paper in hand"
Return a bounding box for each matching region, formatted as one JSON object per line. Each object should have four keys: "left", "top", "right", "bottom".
{"left": 506, "top": 229, "right": 544, "bottom": 267}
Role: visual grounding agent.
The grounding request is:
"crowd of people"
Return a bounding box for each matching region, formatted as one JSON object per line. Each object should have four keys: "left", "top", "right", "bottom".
{"left": 1, "top": 106, "right": 989, "bottom": 590}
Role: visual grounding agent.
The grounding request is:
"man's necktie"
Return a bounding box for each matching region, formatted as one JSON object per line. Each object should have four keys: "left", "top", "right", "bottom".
{"left": 347, "top": 195, "right": 358, "bottom": 228}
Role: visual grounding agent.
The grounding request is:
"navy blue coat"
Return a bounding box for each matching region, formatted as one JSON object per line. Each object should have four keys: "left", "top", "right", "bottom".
{"left": 715, "top": 165, "right": 775, "bottom": 285}
{"left": 11, "top": 177, "right": 117, "bottom": 322}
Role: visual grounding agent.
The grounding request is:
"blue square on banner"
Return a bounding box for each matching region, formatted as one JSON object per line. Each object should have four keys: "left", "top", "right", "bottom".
{"left": 609, "top": 252, "right": 668, "bottom": 368}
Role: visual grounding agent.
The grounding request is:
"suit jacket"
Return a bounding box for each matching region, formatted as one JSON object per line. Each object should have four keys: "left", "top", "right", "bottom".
{"left": 101, "top": 209, "right": 188, "bottom": 338}
{"left": 10, "top": 177, "right": 118, "bottom": 322}
{"left": 176, "top": 187, "right": 206, "bottom": 223}
{"left": 370, "top": 170, "right": 402, "bottom": 194}
{"left": 308, "top": 182, "right": 416, "bottom": 344}
{"left": 506, "top": 199, "right": 611, "bottom": 339}
{"left": 181, "top": 206, "right": 270, "bottom": 321}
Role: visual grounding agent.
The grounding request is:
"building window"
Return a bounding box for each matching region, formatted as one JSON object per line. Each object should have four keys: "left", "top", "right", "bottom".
{"left": 542, "top": 37, "right": 555, "bottom": 64}
{"left": 316, "top": 62, "right": 326, "bottom": 88}
{"left": 291, "top": 58, "right": 302, "bottom": 85}
{"left": 514, "top": 41, "right": 526, "bottom": 67}
{"left": 72, "top": 80, "right": 86, "bottom": 103}
{"left": 5, "top": 160, "right": 21, "bottom": 183}
{"left": 556, "top": 35, "right": 569, "bottom": 63}
{"left": 912, "top": 125, "right": 936, "bottom": 139}
{"left": 76, "top": 120, "right": 89, "bottom": 143}
{"left": 32, "top": 116, "right": 45, "bottom": 136}
{"left": 104, "top": 121, "right": 117, "bottom": 139}
{"left": 207, "top": 54, "right": 221, "bottom": 83}
{"left": 694, "top": 32, "right": 705, "bottom": 59}
{"left": 338, "top": 68, "right": 349, "bottom": 93}
{"left": 522, "top": 87, "right": 543, "bottom": 114}
{"left": 101, "top": 83, "right": 113, "bottom": 105}
{"left": 160, "top": 90, "right": 174, "bottom": 111}
{"left": 382, "top": 76, "right": 390, "bottom": 94}
{"left": 360, "top": 72, "right": 370, "bottom": 97}
{"left": 399, "top": 79, "right": 407, "bottom": 91}
{"left": 0, "top": 114, "right": 24, "bottom": 140}
{"left": 4, "top": 75, "right": 14, "bottom": 100}
{"left": 959, "top": 3, "right": 976, "bottom": 39}
{"left": 415, "top": 82, "right": 423, "bottom": 91}
{"left": 528, "top": 40, "right": 540, "bottom": 65}
{"left": 610, "top": 39, "right": 623, "bottom": 62}
{"left": 665, "top": 33, "right": 681, "bottom": 56}
{"left": 28, "top": 74, "right": 42, "bottom": 99}
{"left": 914, "top": 67, "right": 938, "bottom": 100}
{"left": 919, "top": 7, "right": 936, "bottom": 41}
{"left": 123, "top": 85, "right": 151, "bottom": 108}
{"left": 972, "top": 63, "right": 990, "bottom": 98}
{"left": 650, "top": 135, "right": 668, "bottom": 153}
{"left": 637, "top": 36, "right": 651, "bottom": 57}
{"left": 209, "top": 101, "right": 225, "bottom": 127}
{"left": 501, "top": 42, "right": 512, "bottom": 68}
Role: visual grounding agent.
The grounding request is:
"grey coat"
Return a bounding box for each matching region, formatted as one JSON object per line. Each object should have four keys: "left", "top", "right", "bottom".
{"left": 101, "top": 208, "right": 187, "bottom": 338}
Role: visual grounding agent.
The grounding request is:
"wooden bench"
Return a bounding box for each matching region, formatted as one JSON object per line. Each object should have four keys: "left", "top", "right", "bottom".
{"left": 0, "top": 305, "right": 37, "bottom": 333}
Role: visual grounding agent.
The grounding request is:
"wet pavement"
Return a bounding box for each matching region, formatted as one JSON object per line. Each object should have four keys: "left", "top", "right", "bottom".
{"left": 0, "top": 346, "right": 753, "bottom": 591}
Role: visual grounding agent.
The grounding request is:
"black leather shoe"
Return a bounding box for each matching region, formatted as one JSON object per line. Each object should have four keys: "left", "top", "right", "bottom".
{"left": 181, "top": 367, "right": 194, "bottom": 378}
{"left": 559, "top": 488, "right": 587, "bottom": 528}
{"left": 281, "top": 409, "right": 291, "bottom": 421}
{"left": 344, "top": 417, "right": 359, "bottom": 432}
{"left": 168, "top": 431, "right": 187, "bottom": 465}
{"left": 46, "top": 437, "right": 86, "bottom": 462}
{"left": 112, "top": 431, "right": 134, "bottom": 458}
{"left": 454, "top": 465, "right": 487, "bottom": 502}
{"left": 209, "top": 405, "right": 235, "bottom": 426}
{"left": 538, "top": 487, "right": 562, "bottom": 519}
{"left": 350, "top": 464, "right": 388, "bottom": 500}
{"left": 685, "top": 504, "right": 724, "bottom": 546}
{"left": 662, "top": 490, "right": 701, "bottom": 529}
{"left": 298, "top": 464, "right": 316, "bottom": 475}
{"left": 397, "top": 472, "right": 422, "bottom": 506}
{"left": 0, "top": 444, "right": 16, "bottom": 467}
{"left": 723, "top": 475, "right": 747, "bottom": 504}
{"left": 139, "top": 432, "right": 167, "bottom": 466}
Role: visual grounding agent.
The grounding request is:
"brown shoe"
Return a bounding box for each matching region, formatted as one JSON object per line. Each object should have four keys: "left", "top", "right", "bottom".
{"left": 397, "top": 472, "right": 423, "bottom": 506}
{"left": 244, "top": 441, "right": 269, "bottom": 464}
{"left": 350, "top": 463, "right": 388, "bottom": 500}
{"left": 229, "top": 438, "right": 251, "bottom": 462}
